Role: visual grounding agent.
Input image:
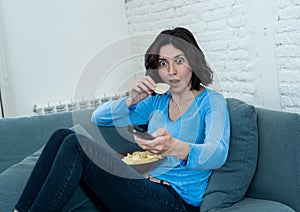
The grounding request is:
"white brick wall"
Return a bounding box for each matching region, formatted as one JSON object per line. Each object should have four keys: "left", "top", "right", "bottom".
{"left": 273, "top": 0, "right": 300, "bottom": 112}
{"left": 125, "top": 0, "right": 300, "bottom": 113}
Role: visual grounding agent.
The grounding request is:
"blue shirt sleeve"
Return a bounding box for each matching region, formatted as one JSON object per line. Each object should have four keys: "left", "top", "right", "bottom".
{"left": 182, "top": 91, "right": 230, "bottom": 169}
{"left": 91, "top": 96, "right": 154, "bottom": 127}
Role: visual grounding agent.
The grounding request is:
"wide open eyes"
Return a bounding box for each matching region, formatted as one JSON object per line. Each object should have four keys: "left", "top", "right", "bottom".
{"left": 158, "top": 59, "right": 167, "bottom": 67}
{"left": 158, "top": 56, "right": 185, "bottom": 68}
{"left": 174, "top": 56, "right": 185, "bottom": 65}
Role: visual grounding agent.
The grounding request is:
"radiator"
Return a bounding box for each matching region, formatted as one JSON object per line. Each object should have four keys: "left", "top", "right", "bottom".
{"left": 33, "top": 92, "right": 128, "bottom": 115}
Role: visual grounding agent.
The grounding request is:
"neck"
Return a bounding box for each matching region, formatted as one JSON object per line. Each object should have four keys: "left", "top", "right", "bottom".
{"left": 172, "top": 92, "right": 194, "bottom": 104}
{"left": 171, "top": 87, "right": 204, "bottom": 103}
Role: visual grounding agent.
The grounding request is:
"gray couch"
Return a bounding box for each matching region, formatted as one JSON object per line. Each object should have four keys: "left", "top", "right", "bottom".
{"left": 0, "top": 98, "right": 299, "bottom": 211}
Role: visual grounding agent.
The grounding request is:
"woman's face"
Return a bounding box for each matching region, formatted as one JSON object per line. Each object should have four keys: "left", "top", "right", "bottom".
{"left": 157, "top": 44, "right": 192, "bottom": 95}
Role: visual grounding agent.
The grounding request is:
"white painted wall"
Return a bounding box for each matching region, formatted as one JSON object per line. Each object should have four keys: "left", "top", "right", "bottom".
{"left": 0, "top": 0, "right": 131, "bottom": 117}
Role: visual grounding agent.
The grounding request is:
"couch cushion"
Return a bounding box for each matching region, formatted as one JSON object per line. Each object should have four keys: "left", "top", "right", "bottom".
{"left": 246, "top": 108, "right": 300, "bottom": 211}
{"left": 0, "top": 147, "right": 44, "bottom": 211}
{"left": 200, "top": 98, "right": 258, "bottom": 211}
{"left": 218, "top": 197, "right": 295, "bottom": 212}
{"left": 0, "top": 127, "right": 98, "bottom": 212}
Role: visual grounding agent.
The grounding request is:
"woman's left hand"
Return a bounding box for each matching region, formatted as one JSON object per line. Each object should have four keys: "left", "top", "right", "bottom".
{"left": 134, "top": 128, "right": 190, "bottom": 160}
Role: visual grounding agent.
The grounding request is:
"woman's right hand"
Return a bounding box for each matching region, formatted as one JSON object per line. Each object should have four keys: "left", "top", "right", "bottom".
{"left": 126, "top": 76, "right": 156, "bottom": 107}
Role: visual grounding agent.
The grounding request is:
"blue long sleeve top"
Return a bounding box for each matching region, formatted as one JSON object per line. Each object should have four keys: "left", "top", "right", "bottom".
{"left": 91, "top": 88, "right": 230, "bottom": 206}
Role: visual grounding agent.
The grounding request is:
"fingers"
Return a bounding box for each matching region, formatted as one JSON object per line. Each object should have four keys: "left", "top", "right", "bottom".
{"left": 133, "top": 76, "right": 156, "bottom": 95}
{"left": 134, "top": 135, "right": 156, "bottom": 149}
{"left": 134, "top": 128, "right": 174, "bottom": 155}
{"left": 129, "top": 76, "right": 156, "bottom": 105}
{"left": 152, "top": 128, "right": 167, "bottom": 138}
{"left": 146, "top": 75, "right": 156, "bottom": 87}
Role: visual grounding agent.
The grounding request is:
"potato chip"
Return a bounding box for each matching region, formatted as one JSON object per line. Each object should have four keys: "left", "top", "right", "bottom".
{"left": 154, "top": 83, "right": 170, "bottom": 94}
{"left": 122, "top": 151, "right": 163, "bottom": 165}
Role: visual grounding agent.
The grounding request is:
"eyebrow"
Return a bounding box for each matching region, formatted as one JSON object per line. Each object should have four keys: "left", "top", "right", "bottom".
{"left": 158, "top": 54, "right": 185, "bottom": 60}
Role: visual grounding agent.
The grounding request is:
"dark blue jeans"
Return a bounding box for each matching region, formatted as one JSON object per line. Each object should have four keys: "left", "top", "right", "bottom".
{"left": 15, "top": 129, "right": 199, "bottom": 212}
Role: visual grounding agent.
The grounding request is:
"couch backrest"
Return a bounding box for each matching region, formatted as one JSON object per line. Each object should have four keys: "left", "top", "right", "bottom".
{"left": 0, "top": 112, "right": 73, "bottom": 173}
{"left": 0, "top": 109, "right": 94, "bottom": 173}
{"left": 246, "top": 108, "right": 300, "bottom": 211}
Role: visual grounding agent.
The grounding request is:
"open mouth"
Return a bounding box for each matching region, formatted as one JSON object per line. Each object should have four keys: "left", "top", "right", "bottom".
{"left": 169, "top": 79, "right": 180, "bottom": 86}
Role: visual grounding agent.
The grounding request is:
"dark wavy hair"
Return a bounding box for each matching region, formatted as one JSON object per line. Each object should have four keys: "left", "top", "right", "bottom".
{"left": 145, "top": 27, "right": 213, "bottom": 90}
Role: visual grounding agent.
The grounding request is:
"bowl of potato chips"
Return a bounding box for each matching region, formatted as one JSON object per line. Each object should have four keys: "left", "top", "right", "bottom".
{"left": 121, "top": 151, "right": 166, "bottom": 174}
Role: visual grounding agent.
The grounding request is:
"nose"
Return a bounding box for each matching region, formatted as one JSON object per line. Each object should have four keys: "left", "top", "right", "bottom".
{"left": 168, "top": 61, "right": 177, "bottom": 75}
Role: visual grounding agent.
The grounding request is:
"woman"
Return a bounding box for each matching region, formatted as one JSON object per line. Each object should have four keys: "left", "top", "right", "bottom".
{"left": 14, "top": 27, "right": 230, "bottom": 212}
